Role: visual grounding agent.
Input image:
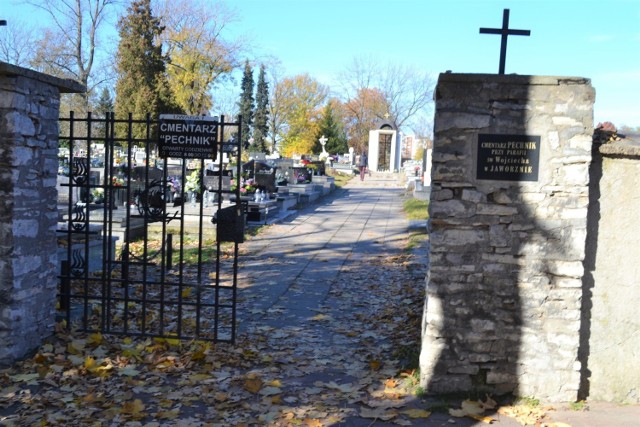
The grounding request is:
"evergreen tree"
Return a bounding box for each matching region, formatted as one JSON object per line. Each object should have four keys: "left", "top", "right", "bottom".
{"left": 114, "top": 0, "right": 178, "bottom": 140}
{"left": 238, "top": 60, "right": 254, "bottom": 148}
{"left": 92, "top": 87, "right": 115, "bottom": 136}
{"left": 253, "top": 64, "right": 270, "bottom": 153}
{"left": 314, "top": 101, "right": 348, "bottom": 155}
{"left": 95, "top": 88, "right": 115, "bottom": 114}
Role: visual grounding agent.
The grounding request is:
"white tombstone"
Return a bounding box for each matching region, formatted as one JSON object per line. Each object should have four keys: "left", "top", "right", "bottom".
{"left": 319, "top": 135, "right": 328, "bottom": 154}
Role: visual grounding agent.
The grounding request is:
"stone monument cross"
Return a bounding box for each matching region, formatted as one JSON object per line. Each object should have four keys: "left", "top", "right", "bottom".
{"left": 479, "top": 9, "right": 530, "bottom": 74}
{"left": 319, "top": 134, "right": 328, "bottom": 154}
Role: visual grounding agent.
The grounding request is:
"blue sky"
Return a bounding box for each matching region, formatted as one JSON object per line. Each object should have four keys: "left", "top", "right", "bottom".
{"left": 224, "top": 0, "right": 640, "bottom": 128}
{"left": 4, "top": 0, "right": 639, "bottom": 128}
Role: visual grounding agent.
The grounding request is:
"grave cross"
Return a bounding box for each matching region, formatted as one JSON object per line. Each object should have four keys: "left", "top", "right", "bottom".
{"left": 479, "top": 9, "right": 530, "bottom": 74}
{"left": 318, "top": 135, "right": 328, "bottom": 154}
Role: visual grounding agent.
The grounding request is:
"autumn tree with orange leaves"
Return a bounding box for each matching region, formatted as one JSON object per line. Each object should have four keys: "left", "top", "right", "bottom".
{"left": 342, "top": 87, "right": 389, "bottom": 154}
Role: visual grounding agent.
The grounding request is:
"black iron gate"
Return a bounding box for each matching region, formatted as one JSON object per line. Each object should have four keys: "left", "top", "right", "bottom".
{"left": 57, "top": 112, "right": 244, "bottom": 342}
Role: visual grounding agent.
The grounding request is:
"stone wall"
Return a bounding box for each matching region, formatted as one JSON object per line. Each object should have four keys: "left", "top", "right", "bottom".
{"left": 584, "top": 139, "right": 640, "bottom": 403}
{"left": 419, "top": 73, "right": 594, "bottom": 401}
{"left": 0, "top": 62, "right": 83, "bottom": 364}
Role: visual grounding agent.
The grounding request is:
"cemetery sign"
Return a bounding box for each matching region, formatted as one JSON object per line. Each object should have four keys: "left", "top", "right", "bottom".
{"left": 477, "top": 133, "right": 540, "bottom": 181}
{"left": 159, "top": 114, "right": 218, "bottom": 159}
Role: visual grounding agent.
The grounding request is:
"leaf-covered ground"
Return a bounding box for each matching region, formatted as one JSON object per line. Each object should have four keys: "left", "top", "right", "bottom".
{"left": 1, "top": 221, "right": 434, "bottom": 426}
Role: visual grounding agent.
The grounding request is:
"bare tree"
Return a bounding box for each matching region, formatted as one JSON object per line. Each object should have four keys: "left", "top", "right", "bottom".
{"left": 0, "top": 18, "right": 38, "bottom": 66}
{"left": 337, "top": 55, "right": 435, "bottom": 144}
{"left": 265, "top": 59, "right": 287, "bottom": 152}
{"left": 379, "top": 62, "right": 435, "bottom": 129}
{"left": 411, "top": 113, "right": 434, "bottom": 149}
{"left": 27, "top": 0, "right": 118, "bottom": 111}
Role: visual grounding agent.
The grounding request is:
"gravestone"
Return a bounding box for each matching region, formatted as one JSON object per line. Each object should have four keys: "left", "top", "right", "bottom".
{"left": 319, "top": 135, "right": 328, "bottom": 155}
{"left": 291, "top": 167, "right": 312, "bottom": 184}
{"left": 254, "top": 169, "right": 278, "bottom": 193}
{"left": 203, "top": 175, "right": 231, "bottom": 192}
{"left": 309, "top": 161, "right": 326, "bottom": 176}
{"left": 272, "top": 158, "right": 294, "bottom": 185}
{"left": 242, "top": 159, "right": 274, "bottom": 176}
{"left": 420, "top": 73, "right": 594, "bottom": 401}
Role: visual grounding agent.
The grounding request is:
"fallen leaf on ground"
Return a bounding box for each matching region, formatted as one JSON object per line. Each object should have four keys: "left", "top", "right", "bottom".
{"left": 401, "top": 408, "right": 432, "bottom": 418}
{"left": 468, "top": 414, "right": 495, "bottom": 423}
{"left": 243, "top": 377, "right": 263, "bottom": 393}
{"left": 360, "top": 406, "right": 397, "bottom": 421}
{"left": 481, "top": 394, "right": 497, "bottom": 410}
{"left": 121, "top": 399, "right": 146, "bottom": 419}
{"left": 498, "top": 405, "right": 547, "bottom": 425}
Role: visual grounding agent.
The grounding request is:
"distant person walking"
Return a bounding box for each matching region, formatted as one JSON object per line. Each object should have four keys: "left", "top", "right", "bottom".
{"left": 358, "top": 152, "right": 368, "bottom": 181}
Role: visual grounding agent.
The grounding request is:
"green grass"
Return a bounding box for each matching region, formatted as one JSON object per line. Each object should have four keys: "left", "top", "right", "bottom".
{"left": 124, "top": 221, "right": 272, "bottom": 267}
{"left": 424, "top": 400, "right": 451, "bottom": 412}
{"left": 123, "top": 226, "right": 222, "bottom": 266}
{"left": 569, "top": 400, "right": 588, "bottom": 411}
{"left": 174, "top": 245, "right": 217, "bottom": 265}
{"left": 405, "top": 231, "right": 427, "bottom": 252}
{"left": 403, "top": 198, "right": 429, "bottom": 221}
{"left": 414, "top": 386, "right": 426, "bottom": 398}
{"left": 513, "top": 396, "right": 540, "bottom": 407}
{"left": 326, "top": 170, "right": 353, "bottom": 188}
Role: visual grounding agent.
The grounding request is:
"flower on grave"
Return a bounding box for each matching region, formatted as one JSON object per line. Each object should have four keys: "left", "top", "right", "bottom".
{"left": 231, "top": 177, "right": 256, "bottom": 194}
{"left": 295, "top": 172, "right": 310, "bottom": 183}
{"left": 167, "top": 176, "right": 181, "bottom": 193}
{"left": 92, "top": 188, "right": 105, "bottom": 204}
{"left": 184, "top": 168, "right": 201, "bottom": 194}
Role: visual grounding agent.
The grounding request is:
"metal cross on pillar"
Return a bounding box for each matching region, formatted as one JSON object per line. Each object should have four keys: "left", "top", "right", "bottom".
{"left": 479, "top": 9, "right": 530, "bottom": 74}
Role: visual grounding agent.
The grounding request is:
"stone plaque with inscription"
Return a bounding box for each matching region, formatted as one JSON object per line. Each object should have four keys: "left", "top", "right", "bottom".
{"left": 477, "top": 134, "right": 540, "bottom": 181}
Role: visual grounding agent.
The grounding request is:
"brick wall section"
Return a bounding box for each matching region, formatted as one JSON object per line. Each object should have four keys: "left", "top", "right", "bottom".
{"left": 419, "top": 73, "right": 594, "bottom": 401}
{"left": 0, "top": 62, "right": 83, "bottom": 365}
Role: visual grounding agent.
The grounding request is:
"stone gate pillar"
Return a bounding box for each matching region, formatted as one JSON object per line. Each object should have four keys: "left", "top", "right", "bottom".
{"left": 419, "top": 73, "right": 594, "bottom": 401}
{"left": 0, "top": 62, "right": 84, "bottom": 364}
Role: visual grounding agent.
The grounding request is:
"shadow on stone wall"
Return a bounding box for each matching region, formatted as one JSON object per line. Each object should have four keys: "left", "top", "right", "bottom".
{"left": 578, "top": 140, "right": 602, "bottom": 400}
{"left": 421, "top": 74, "right": 593, "bottom": 401}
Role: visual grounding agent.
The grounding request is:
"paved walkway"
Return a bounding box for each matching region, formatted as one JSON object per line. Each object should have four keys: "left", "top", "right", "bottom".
{"left": 231, "top": 172, "right": 640, "bottom": 426}
{"left": 237, "top": 172, "right": 413, "bottom": 330}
